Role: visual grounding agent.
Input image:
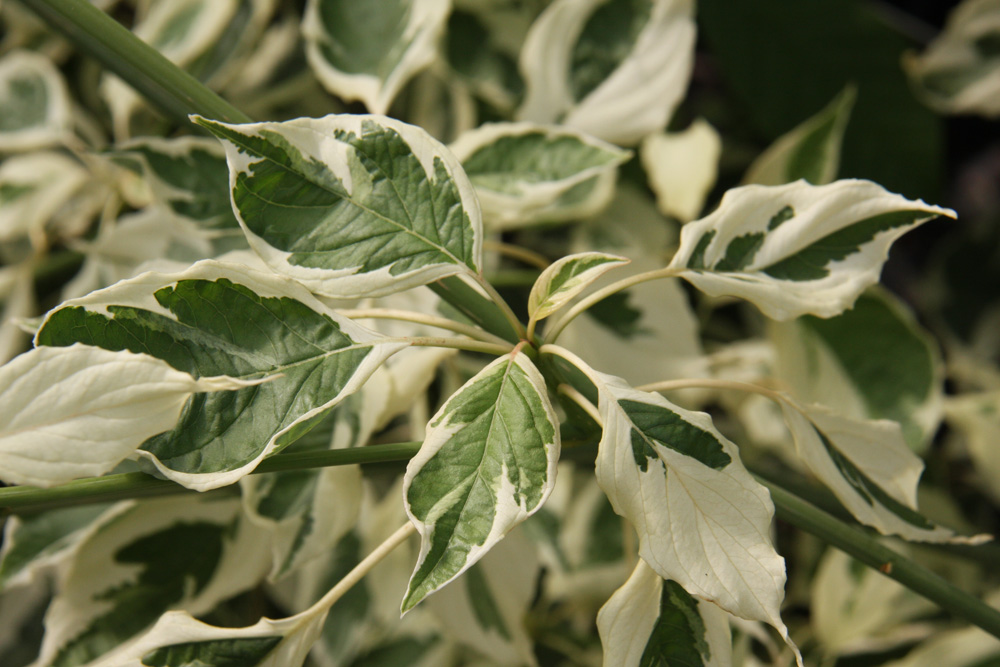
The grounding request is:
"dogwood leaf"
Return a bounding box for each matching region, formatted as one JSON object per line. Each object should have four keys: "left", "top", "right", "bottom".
{"left": 302, "top": 0, "right": 449, "bottom": 115}
{"left": 597, "top": 560, "right": 733, "bottom": 667}
{"left": 0, "top": 50, "right": 72, "bottom": 150}
{"left": 744, "top": 85, "right": 856, "bottom": 186}
{"left": 640, "top": 118, "right": 722, "bottom": 222}
{"left": 0, "top": 344, "right": 256, "bottom": 488}
{"left": 31, "top": 495, "right": 271, "bottom": 667}
{"left": 0, "top": 151, "right": 89, "bottom": 243}
{"left": 402, "top": 350, "right": 559, "bottom": 612}
{"left": 776, "top": 395, "right": 981, "bottom": 543}
{"left": 528, "top": 252, "right": 629, "bottom": 322}
{"left": 449, "top": 122, "right": 630, "bottom": 229}
{"left": 544, "top": 346, "right": 794, "bottom": 649}
{"left": 518, "top": 0, "right": 695, "bottom": 145}
{"left": 35, "top": 259, "right": 405, "bottom": 490}
{"left": 195, "top": 114, "right": 482, "bottom": 298}
{"left": 667, "top": 179, "right": 955, "bottom": 320}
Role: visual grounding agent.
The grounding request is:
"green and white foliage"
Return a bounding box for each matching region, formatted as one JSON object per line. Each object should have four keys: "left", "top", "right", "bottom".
{"left": 667, "top": 179, "right": 956, "bottom": 320}
{"left": 402, "top": 350, "right": 560, "bottom": 612}
{"left": 560, "top": 185, "right": 706, "bottom": 387}
{"left": 597, "top": 560, "right": 732, "bottom": 667}
{"left": 517, "top": 0, "right": 696, "bottom": 145}
{"left": 881, "top": 624, "right": 1000, "bottom": 667}
{"left": 35, "top": 259, "right": 406, "bottom": 490}
{"left": 770, "top": 289, "right": 944, "bottom": 451}
{"left": 904, "top": 0, "right": 1000, "bottom": 118}
{"left": 640, "top": 118, "right": 722, "bottom": 222}
{"left": 0, "top": 344, "right": 257, "bottom": 487}
{"left": 31, "top": 494, "right": 271, "bottom": 667}
{"left": 775, "top": 395, "right": 972, "bottom": 542}
{"left": 547, "top": 347, "right": 792, "bottom": 646}
{"left": 108, "top": 137, "right": 240, "bottom": 232}
{"left": 449, "top": 122, "right": 630, "bottom": 229}
{"left": 196, "top": 114, "right": 483, "bottom": 299}
{"left": 944, "top": 391, "right": 1000, "bottom": 502}
{"left": 444, "top": 8, "right": 525, "bottom": 113}
{"left": 743, "top": 86, "right": 856, "bottom": 187}
{"left": 0, "top": 259, "right": 35, "bottom": 364}
{"left": 0, "top": 50, "right": 72, "bottom": 151}
{"left": 810, "top": 548, "right": 934, "bottom": 657}
{"left": 0, "top": 151, "right": 90, "bottom": 245}
{"left": 425, "top": 528, "right": 540, "bottom": 666}
{"left": 302, "top": 0, "right": 450, "bottom": 115}
{"left": 528, "top": 251, "right": 628, "bottom": 323}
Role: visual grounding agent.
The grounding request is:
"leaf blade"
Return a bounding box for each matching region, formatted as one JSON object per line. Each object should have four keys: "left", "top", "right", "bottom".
{"left": 528, "top": 251, "right": 629, "bottom": 322}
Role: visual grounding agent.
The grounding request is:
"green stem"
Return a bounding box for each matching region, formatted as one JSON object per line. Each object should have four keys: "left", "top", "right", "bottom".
{"left": 404, "top": 336, "right": 512, "bottom": 356}
{"left": 430, "top": 277, "right": 522, "bottom": 344}
{"left": 16, "top": 0, "right": 252, "bottom": 125}
{"left": 0, "top": 442, "right": 422, "bottom": 514}
{"left": 761, "top": 478, "right": 1000, "bottom": 640}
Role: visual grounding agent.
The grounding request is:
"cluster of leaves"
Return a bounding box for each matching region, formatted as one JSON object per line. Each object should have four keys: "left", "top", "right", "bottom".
{"left": 1, "top": 0, "right": 1000, "bottom": 666}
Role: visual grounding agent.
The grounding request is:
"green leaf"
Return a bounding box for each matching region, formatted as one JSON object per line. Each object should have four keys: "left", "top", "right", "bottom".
{"left": 904, "top": 0, "right": 1000, "bottom": 118}
{"left": 0, "top": 50, "right": 72, "bottom": 150}
{"left": 195, "top": 114, "right": 483, "bottom": 299}
{"left": 31, "top": 496, "right": 271, "bottom": 667}
{"left": 528, "top": 251, "right": 628, "bottom": 322}
{"left": 302, "top": 0, "right": 450, "bottom": 114}
{"left": 450, "top": 122, "right": 630, "bottom": 229}
{"left": 445, "top": 10, "right": 524, "bottom": 112}
{"left": 776, "top": 395, "right": 982, "bottom": 543}
{"left": 744, "top": 85, "right": 856, "bottom": 186}
{"left": 668, "top": 179, "right": 955, "bottom": 320}
{"left": 518, "top": 0, "right": 695, "bottom": 145}
{"left": 35, "top": 259, "right": 405, "bottom": 490}
{"left": 402, "top": 351, "right": 560, "bottom": 612}
{"left": 545, "top": 346, "right": 794, "bottom": 649}
{"left": 771, "top": 288, "right": 944, "bottom": 450}
{"left": 109, "top": 137, "right": 240, "bottom": 231}
{"left": 597, "top": 561, "right": 733, "bottom": 667}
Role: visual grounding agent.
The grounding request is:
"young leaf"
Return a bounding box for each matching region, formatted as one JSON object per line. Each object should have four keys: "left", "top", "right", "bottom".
{"left": 903, "top": 0, "right": 1000, "bottom": 118}
{"left": 0, "top": 50, "right": 72, "bottom": 150}
{"left": 35, "top": 259, "right": 406, "bottom": 490}
{"left": 744, "top": 85, "right": 857, "bottom": 186}
{"left": 545, "top": 346, "right": 794, "bottom": 650}
{"left": 517, "top": 0, "right": 696, "bottom": 145}
{"left": 108, "top": 137, "right": 240, "bottom": 231}
{"left": 302, "top": 0, "right": 450, "bottom": 115}
{"left": 776, "top": 396, "right": 980, "bottom": 543}
{"left": 402, "top": 350, "right": 560, "bottom": 612}
{"left": 0, "top": 344, "right": 257, "bottom": 488}
{"left": 449, "top": 122, "right": 630, "bottom": 229}
{"left": 528, "top": 251, "right": 629, "bottom": 322}
{"left": 640, "top": 118, "right": 722, "bottom": 222}
{"left": 597, "top": 560, "right": 733, "bottom": 667}
{"left": 667, "top": 179, "right": 955, "bottom": 320}
{"left": 771, "top": 288, "right": 944, "bottom": 451}
{"left": 31, "top": 495, "right": 271, "bottom": 667}
{"left": 194, "top": 114, "right": 483, "bottom": 299}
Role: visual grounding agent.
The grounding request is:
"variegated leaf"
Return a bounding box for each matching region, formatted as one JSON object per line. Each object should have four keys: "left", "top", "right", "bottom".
{"left": 545, "top": 346, "right": 794, "bottom": 652}
{"left": 0, "top": 344, "right": 257, "bottom": 488}
{"left": 597, "top": 560, "right": 733, "bottom": 667}
{"left": 903, "top": 0, "right": 1000, "bottom": 117}
{"left": 517, "top": 0, "right": 695, "bottom": 145}
{"left": 402, "top": 351, "right": 560, "bottom": 612}
{"left": 449, "top": 122, "right": 630, "bottom": 229}
{"left": 35, "top": 259, "right": 406, "bottom": 491}
{"left": 771, "top": 288, "right": 944, "bottom": 451}
{"left": 0, "top": 151, "right": 89, "bottom": 243}
{"left": 667, "top": 179, "right": 955, "bottom": 320}
{"left": 31, "top": 495, "right": 271, "bottom": 667}
{"left": 195, "top": 114, "right": 483, "bottom": 299}
{"left": 302, "top": 0, "right": 450, "bottom": 114}
{"left": 640, "top": 118, "right": 722, "bottom": 222}
{"left": 945, "top": 391, "right": 1000, "bottom": 502}
{"left": 0, "top": 50, "right": 72, "bottom": 150}
{"left": 776, "top": 395, "right": 983, "bottom": 543}
{"left": 528, "top": 252, "right": 628, "bottom": 322}
{"left": 744, "top": 85, "right": 856, "bottom": 186}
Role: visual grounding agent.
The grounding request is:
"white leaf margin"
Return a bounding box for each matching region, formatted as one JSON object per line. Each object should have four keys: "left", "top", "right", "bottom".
{"left": 198, "top": 113, "right": 484, "bottom": 299}
{"left": 528, "top": 251, "right": 629, "bottom": 322}
{"left": 0, "top": 50, "right": 73, "bottom": 151}
{"left": 34, "top": 257, "right": 407, "bottom": 490}
{"left": 301, "top": 0, "right": 450, "bottom": 115}
{"left": 667, "top": 179, "right": 956, "bottom": 320}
